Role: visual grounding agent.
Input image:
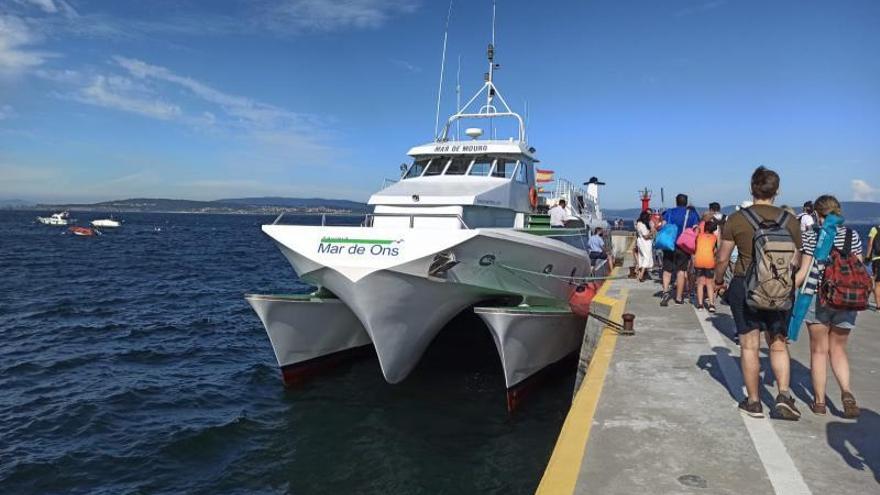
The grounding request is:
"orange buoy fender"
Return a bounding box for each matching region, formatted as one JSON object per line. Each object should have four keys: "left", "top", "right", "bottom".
{"left": 528, "top": 187, "right": 538, "bottom": 208}
{"left": 569, "top": 282, "right": 598, "bottom": 318}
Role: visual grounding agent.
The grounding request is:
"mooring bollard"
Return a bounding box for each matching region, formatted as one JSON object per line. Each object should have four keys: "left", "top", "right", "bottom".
{"left": 622, "top": 313, "right": 635, "bottom": 335}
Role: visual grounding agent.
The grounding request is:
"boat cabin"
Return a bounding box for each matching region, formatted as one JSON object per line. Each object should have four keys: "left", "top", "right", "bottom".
{"left": 368, "top": 139, "right": 536, "bottom": 229}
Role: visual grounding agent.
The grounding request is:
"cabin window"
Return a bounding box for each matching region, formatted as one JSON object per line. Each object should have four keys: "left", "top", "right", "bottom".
{"left": 404, "top": 159, "right": 430, "bottom": 179}
{"left": 515, "top": 161, "right": 527, "bottom": 183}
{"left": 423, "top": 158, "right": 447, "bottom": 176}
{"left": 468, "top": 157, "right": 493, "bottom": 176}
{"left": 444, "top": 157, "right": 471, "bottom": 175}
{"left": 492, "top": 159, "right": 516, "bottom": 179}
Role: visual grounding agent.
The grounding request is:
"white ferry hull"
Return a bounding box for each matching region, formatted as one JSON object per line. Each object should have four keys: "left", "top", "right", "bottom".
{"left": 245, "top": 294, "right": 372, "bottom": 384}
{"left": 473, "top": 307, "right": 586, "bottom": 389}
{"left": 260, "top": 225, "right": 591, "bottom": 384}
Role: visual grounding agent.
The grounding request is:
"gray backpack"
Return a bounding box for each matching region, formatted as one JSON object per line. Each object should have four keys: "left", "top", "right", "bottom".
{"left": 741, "top": 207, "right": 797, "bottom": 311}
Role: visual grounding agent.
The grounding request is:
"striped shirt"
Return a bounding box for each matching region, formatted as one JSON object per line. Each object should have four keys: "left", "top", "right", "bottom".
{"left": 800, "top": 226, "right": 862, "bottom": 295}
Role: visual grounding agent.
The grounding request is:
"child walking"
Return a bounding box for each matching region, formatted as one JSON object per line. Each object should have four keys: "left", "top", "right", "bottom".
{"left": 694, "top": 220, "right": 718, "bottom": 312}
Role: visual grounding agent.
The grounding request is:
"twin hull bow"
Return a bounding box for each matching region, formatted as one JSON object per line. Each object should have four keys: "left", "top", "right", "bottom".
{"left": 256, "top": 225, "right": 591, "bottom": 387}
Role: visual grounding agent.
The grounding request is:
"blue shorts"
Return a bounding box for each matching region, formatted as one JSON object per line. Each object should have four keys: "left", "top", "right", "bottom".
{"left": 805, "top": 301, "right": 857, "bottom": 330}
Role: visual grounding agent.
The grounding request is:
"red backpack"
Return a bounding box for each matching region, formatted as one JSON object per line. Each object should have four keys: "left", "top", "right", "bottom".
{"left": 819, "top": 228, "right": 873, "bottom": 311}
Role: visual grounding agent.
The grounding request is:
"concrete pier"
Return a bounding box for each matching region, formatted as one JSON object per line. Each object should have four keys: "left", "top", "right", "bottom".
{"left": 538, "top": 263, "right": 880, "bottom": 494}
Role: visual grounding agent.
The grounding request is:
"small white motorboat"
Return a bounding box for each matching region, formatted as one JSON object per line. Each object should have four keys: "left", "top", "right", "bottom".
{"left": 91, "top": 218, "right": 122, "bottom": 228}
{"left": 36, "top": 211, "right": 72, "bottom": 226}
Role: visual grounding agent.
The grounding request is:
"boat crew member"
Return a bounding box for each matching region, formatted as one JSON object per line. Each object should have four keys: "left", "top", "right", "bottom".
{"left": 588, "top": 227, "right": 613, "bottom": 269}
{"left": 549, "top": 199, "right": 574, "bottom": 228}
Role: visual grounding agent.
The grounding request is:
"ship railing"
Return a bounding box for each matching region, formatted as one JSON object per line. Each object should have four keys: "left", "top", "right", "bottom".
{"left": 550, "top": 178, "right": 598, "bottom": 216}
{"left": 271, "top": 212, "right": 470, "bottom": 229}
{"left": 272, "top": 212, "right": 368, "bottom": 226}
{"left": 365, "top": 212, "right": 471, "bottom": 229}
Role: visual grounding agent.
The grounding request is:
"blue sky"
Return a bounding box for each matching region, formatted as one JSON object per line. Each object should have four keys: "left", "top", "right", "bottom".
{"left": 1, "top": 0, "right": 878, "bottom": 208}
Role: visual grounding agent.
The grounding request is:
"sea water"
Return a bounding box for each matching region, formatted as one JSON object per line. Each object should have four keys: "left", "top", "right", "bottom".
{"left": 0, "top": 211, "right": 571, "bottom": 494}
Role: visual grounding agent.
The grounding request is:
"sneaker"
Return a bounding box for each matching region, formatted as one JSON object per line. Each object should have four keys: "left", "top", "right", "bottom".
{"left": 775, "top": 394, "right": 801, "bottom": 420}
{"left": 660, "top": 292, "right": 671, "bottom": 307}
{"left": 738, "top": 399, "right": 763, "bottom": 418}
{"left": 841, "top": 392, "right": 860, "bottom": 418}
{"left": 707, "top": 304, "right": 716, "bottom": 314}
{"left": 809, "top": 401, "right": 827, "bottom": 415}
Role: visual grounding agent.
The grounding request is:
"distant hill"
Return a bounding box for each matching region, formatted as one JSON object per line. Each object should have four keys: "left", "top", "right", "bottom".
{"left": 38, "top": 197, "right": 369, "bottom": 214}
{"left": 604, "top": 201, "right": 880, "bottom": 224}
{"left": 219, "top": 197, "right": 369, "bottom": 211}
{"left": 0, "top": 199, "right": 34, "bottom": 208}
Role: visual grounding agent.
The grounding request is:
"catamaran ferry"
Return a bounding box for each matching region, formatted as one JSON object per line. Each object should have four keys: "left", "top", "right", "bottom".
{"left": 247, "top": 11, "right": 607, "bottom": 407}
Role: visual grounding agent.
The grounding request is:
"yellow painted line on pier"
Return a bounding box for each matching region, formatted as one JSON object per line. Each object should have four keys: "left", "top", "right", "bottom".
{"left": 537, "top": 272, "right": 629, "bottom": 495}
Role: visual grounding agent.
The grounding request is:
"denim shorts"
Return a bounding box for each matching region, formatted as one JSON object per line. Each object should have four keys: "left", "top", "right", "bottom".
{"left": 805, "top": 300, "right": 857, "bottom": 330}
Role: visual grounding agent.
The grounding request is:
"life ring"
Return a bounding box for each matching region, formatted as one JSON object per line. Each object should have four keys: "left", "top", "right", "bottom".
{"left": 528, "top": 187, "right": 538, "bottom": 208}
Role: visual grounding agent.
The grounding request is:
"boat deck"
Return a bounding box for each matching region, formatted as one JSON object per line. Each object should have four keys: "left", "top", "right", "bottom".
{"left": 538, "top": 263, "right": 880, "bottom": 494}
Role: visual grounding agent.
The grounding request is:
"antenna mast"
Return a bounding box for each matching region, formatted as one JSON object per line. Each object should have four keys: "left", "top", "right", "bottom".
{"left": 434, "top": 0, "right": 454, "bottom": 141}
{"left": 456, "top": 54, "right": 462, "bottom": 140}
{"left": 487, "top": 0, "right": 497, "bottom": 138}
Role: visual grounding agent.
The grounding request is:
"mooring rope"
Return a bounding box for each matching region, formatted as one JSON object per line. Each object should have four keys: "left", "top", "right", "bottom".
{"left": 493, "top": 261, "right": 629, "bottom": 284}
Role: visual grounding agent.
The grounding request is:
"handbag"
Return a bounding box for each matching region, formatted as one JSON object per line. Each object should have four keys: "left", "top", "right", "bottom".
{"left": 676, "top": 209, "right": 698, "bottom": 254}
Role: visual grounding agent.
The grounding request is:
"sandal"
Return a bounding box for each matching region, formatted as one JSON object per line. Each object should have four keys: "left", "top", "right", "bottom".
{"left": 810, "top": 401, "right": 826, "bottom": 415}
{"left": 841, "top": 392, "right": 860, "bottom": 418}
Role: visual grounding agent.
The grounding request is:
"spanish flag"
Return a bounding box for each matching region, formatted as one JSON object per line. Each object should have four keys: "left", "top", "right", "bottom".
{"left": 536, "top": 168, "right": 554, "bottom": 183}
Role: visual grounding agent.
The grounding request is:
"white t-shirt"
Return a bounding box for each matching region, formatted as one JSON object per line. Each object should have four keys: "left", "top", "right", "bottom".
{"left": 799, "top": 213, "right": 815, "bottom": 232}
{"left": 549, "top": 205, "right": 567, "bottom": 227}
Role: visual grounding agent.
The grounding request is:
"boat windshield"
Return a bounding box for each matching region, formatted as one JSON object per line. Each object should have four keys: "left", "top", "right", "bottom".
{"left": 423, "top": 158, "right": 447, "bottom": 176}
{"left": 444, "top": 157, "right": 471, "bottom": 175}
{"left": 404, "top": 158, "right": 431, "bottom": 179}
{"left": 468, "top": 157, "right": 494, "bottom": 176}
{"left": 492, "top": 159, "right": 517, "bottom": 179}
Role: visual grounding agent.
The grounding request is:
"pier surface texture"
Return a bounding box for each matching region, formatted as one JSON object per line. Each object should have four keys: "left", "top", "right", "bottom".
{"left": 539, "top": 253, "right": 880, "bottom": 494}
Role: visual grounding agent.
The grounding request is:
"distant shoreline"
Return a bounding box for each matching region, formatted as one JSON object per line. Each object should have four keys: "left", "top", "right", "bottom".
{"left": 7, "top": 208, "right": 366, "bottom": 216}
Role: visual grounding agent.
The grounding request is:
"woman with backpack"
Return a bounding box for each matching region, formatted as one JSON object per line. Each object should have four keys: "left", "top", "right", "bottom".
{"left": 794, "top": 195, "right": 871, "bottom": 418}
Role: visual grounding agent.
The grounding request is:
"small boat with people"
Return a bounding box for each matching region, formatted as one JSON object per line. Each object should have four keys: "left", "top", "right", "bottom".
{"left": 36, "top": 211, "right": 73, "bottom": 226}
{"left": 91, "top": 217, "right": 122, "bottom": 228}
{"left": 246, "top": 4, "right": 608, "bottom": 408}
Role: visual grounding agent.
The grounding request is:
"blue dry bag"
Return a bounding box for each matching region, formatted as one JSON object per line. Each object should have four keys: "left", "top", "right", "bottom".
{"left": 655, "top": 223, "right": 679, "bottom": 252}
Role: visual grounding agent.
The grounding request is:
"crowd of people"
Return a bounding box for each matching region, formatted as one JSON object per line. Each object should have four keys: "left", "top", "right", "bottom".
{"left": 631, "top": 166, "right": 879, "bottom": 421}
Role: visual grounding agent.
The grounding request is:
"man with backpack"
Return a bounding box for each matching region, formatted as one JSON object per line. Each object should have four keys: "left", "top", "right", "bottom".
{"left": 657, "top": 194, "right": 699, "bottom": 306}
{"left": 869, "top": 224, "right": 880, "bottom": 310}
{"left": 714, "top": 167, "right": 803, "bottom": 420}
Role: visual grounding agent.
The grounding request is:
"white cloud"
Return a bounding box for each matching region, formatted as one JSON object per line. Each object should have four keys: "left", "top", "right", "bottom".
{"left": 75, "top": 74, "right": 182, "bottom": 120}
{"left": 13, "top": 0, "right": 78, "bottom": 16}
{"left": 0, "top": 15, "right": 52, "bottom": 76}
{"left": 852, "top": 179, "right": 878, "bottom": 202}
{"left": 390, "top": 58, "right": 422, "bottom": 73}
{"left": 112, "top": 56, "right": 304, "bottom": 128}
{"left": 262, "top": 0, "right": 419, "bottom": 32}
{"left": 675, "top": 0, "right": 727, "bottom": 18}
